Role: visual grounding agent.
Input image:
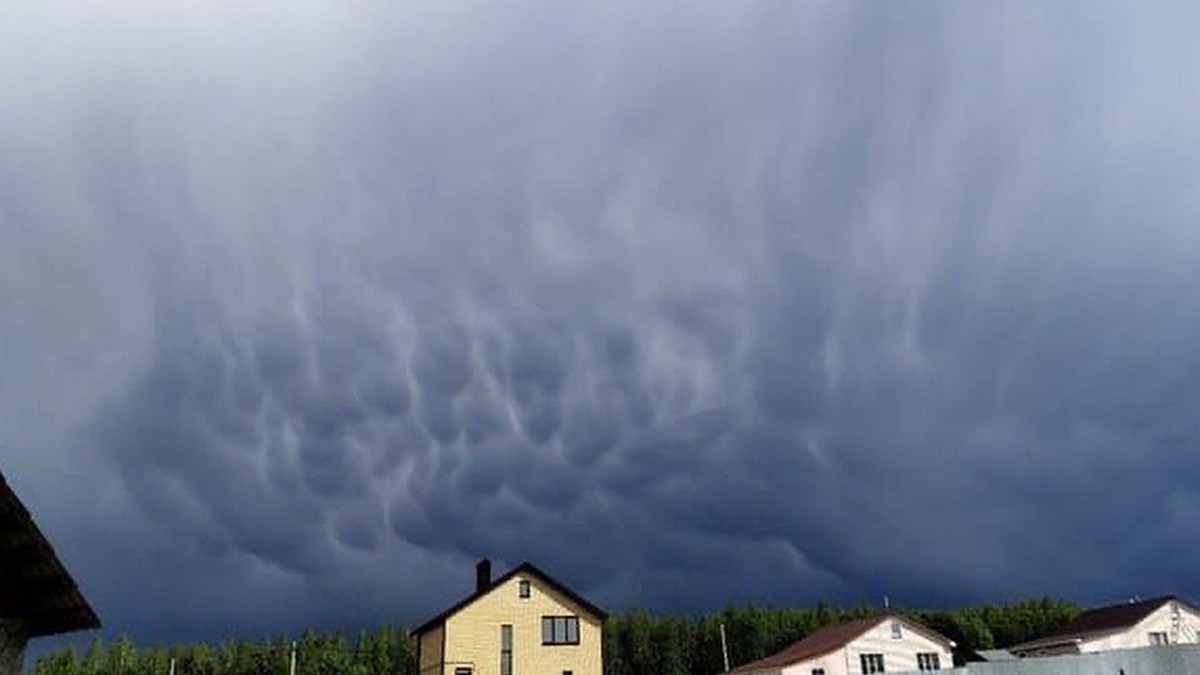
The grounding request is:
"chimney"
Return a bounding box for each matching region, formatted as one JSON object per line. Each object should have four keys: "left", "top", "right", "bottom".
{"left": 476, "top": 558, "right": 492, "bottom": 592}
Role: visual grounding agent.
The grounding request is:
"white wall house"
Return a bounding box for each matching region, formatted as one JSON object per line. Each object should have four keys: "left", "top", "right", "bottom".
{"left": 1008, "top": 596, "right": 1200, "bottom": 658}
{"left": 727, "top": 615, "right": 955, "bottom": 675}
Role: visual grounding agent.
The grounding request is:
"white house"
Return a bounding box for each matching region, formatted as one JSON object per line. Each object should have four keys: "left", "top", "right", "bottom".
{"left": 727, "top": 614, "right": 955, "bottom": 675}
{"left": 1008, "top": 596, "right": 1200, "bottom": 658}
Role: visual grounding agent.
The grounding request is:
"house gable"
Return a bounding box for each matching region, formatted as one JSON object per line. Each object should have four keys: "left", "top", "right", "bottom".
{"left": 1011, "top": 596, "right": 1200, "bottom": 657}
{"left": 413, "top": 561, "right": 605, "bottom": 675}
{"left": 842, "top": 617, "right": 954, "bottom": 674}
{"left": 446, "top": 572, "right": 602, "bottom": 675}
{"left": 1078, "top": 599, "right": 1200, "bottom": 652}
{"left": 413, "top": 562, "right": 606, "bottom": 638}
{"left": 730, "top": 615, "right": 954, "bottom": 675}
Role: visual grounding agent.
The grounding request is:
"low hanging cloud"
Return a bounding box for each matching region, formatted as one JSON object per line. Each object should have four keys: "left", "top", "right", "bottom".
{"left": 4, "top": 1, "right": 1200, "bottom": 642}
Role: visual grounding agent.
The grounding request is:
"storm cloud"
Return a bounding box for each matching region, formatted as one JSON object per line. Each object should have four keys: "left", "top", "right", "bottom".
{"left": 4, "top": 1, "right": 1200, "bottom": 643}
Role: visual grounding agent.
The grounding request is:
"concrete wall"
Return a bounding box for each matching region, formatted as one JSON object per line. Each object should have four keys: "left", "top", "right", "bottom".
{"left": 0, "top": 621, "right": 27, "bottom": 675}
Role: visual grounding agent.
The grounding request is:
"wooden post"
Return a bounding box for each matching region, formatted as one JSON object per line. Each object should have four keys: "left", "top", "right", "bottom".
{"left": 720, "top": 623, "right": 731, "bottom": 673}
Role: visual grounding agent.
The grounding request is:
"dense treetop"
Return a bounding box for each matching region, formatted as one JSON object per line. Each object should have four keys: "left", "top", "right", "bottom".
{"left": 30, "top": 599, "right": 1079, "bottom": 675}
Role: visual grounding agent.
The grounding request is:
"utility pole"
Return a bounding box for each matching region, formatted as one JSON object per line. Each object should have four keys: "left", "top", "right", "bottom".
{"left": 289, "top": 641, "right": 298, "bottom": 675}
{"left": 169, "top": 658, "right": 176, "bottom": 675}
{"left": 719, "top": 623, "right": 731, "bottom": 673}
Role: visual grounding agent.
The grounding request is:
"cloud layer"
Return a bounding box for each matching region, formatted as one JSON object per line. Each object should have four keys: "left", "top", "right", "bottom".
{"left": 4, "top": 1, "right": 1200, "bottom": 642}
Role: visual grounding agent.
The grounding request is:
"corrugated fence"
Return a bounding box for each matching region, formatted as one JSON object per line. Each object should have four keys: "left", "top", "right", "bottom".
{"left": 894, "top": 645, "right": 1200, "bottom": 675}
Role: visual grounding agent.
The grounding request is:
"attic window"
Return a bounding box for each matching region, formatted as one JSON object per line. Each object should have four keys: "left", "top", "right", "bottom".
{"left": 1149, "top": 631, "right": 1168, "bottom": 646}
{"left": 891, "top": 621, "right": 903, "bottom": 639}
{"left": 519, "top": 580, "right": 531, "bottom": 599}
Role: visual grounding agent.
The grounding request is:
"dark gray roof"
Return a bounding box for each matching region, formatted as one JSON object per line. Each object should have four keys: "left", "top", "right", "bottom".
{"left": 0, "top": 472, "right": 101, "bottom": 637}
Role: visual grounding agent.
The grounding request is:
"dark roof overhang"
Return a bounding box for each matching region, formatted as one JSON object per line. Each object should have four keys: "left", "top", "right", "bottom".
{"left": 0, "top": 472, "right": 100, "bottom": 638}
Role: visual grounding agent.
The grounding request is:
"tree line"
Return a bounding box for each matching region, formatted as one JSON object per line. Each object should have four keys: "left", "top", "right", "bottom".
{"left": 30, "top": 598, "right": 1079, "bottom": 675}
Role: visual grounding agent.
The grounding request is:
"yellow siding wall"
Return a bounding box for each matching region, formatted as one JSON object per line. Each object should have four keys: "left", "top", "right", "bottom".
{"left": 420, "top": 625, "right": 445, "bottom": 675}
{"left": 433, "top": 573, "right": 603, "bottom": 675}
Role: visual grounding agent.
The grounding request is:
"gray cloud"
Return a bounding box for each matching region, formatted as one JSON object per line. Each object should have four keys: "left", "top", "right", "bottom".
{"left": 4, "top": 0, "right": 1200, "bottom": 644}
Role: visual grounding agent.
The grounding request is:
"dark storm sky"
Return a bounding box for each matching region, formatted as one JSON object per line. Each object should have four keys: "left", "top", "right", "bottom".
{"left": 4, "top": 0, "right": 1200, "bottom": 645}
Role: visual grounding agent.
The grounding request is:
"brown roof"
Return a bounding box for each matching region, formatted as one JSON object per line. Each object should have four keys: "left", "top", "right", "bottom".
{"left": 729, "top": 615, "right": 954, "bottom": 673}
{"left": 0, "top": 472, "right": 101, "bottom": 637}
{"left": 1010, "top": 596, "right": 1190, "bottom": 652}
{"left": 411, "top": 561, "right": 608, "bottom": 636}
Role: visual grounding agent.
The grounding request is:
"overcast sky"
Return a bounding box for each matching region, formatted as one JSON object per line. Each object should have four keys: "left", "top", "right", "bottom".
{"left": 4, "top": 0, "right": 1200, "bottom": 647}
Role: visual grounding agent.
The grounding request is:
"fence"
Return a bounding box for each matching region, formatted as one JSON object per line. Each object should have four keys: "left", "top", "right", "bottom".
{"left": 895, "top": 645, "right": 1200, "bottom": 675}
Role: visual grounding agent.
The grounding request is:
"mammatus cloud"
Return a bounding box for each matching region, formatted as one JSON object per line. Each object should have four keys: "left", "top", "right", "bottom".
{"left": 3, "top": 1, "right": 1200, "bottom": 642}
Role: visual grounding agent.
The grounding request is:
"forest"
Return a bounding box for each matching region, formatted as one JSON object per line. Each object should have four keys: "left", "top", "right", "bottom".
{"left": 29, "top": 598, "right": 1079, "bottom": 675}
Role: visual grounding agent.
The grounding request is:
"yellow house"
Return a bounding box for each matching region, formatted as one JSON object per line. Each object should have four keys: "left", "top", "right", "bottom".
{"left": 413, "top": 560, "right": 607, "bottom": 675}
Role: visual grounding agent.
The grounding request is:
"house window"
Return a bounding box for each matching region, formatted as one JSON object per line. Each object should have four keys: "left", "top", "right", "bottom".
{"left": 890, "top": 621, "right": 903, "bottom": 639}
{"left": 455, "top": 669, "right": 472, "bottom": 675}
{"left": 542, "top": 616, "right": 581, "bottom": 645}
{"left": 563, "top": 671, "right": 573, "bottom": 675}
{"left": 812, "top": 669, "right": 826, "bottom": 675}
{"left": 917, "top": 653, "right": 940, "bottom": 671}
{"left": 501, "top": 624, "right": 513, "bottom": 675}
{"left": 1149, "top": 631, "right": 1169, "bottom": 646}
{"left": 519, "top": 580, "right": 531, "bottom": 599}
{"left": 860, "top": 653, "right": 885, "bottom": 673}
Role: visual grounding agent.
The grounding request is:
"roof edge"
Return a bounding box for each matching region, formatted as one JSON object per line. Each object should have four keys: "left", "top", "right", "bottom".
{"left": 411, "top": 561, "right": 607, "bottom": 637}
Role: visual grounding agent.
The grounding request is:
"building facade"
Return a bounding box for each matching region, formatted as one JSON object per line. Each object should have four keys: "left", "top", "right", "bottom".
{"left": 728, "top": 615, "right": 955, "bottom": 675}
{"left": 1008, "top": 596, "right": 1200, "bottom": 657}
{"left": 414, "top": 560, "right": 606, "bottom": 675}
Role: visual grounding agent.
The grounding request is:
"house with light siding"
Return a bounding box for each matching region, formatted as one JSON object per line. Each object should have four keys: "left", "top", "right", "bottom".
{"left": 412, "top": 560, "right": 607, "bottom": 675}
{"left": 726, "top": 614, "right": 955, "bottom": 675}
{"left": 0, "top": 472, "right": 101, "bottom": 675}
{"left": 1007, "top": 595, "right": 1200, "bottom": 658}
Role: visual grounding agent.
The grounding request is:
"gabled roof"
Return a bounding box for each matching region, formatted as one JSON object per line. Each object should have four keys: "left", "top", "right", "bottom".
{"left": 728, "top": 614, "right": 954, "bottom": 673}
{"left": 411, "top": 561, "right": 608, "bottom": 637}
{"left": 1009, "top": 595, "right": 1192, "bottom": 652}
{"left": 0, "top": 472, "right": 101, "bottom": 637}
